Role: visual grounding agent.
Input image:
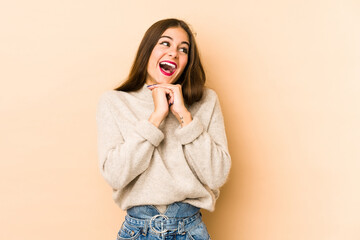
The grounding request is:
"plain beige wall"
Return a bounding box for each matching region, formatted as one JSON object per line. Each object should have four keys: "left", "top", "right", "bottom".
{"left": 1, "top": 0, "right": 359, "bottom": 239}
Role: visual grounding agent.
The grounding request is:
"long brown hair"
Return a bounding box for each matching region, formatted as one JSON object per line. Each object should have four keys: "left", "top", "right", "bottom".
{"left": 114, "top": 18, "right": 206, "bottom": 105}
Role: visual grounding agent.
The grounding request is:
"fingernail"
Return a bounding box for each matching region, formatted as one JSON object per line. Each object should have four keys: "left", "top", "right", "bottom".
{"left": 147, "top": 84, "right": 157, "bottom": 87}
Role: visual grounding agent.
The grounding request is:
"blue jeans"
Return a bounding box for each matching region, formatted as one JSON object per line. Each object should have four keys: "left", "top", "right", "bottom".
{"left": 116, "top": 202, "right": 211, "bottom": 240}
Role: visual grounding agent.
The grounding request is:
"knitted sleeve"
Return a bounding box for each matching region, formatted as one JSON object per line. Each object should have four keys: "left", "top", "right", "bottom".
{"left": 174, "top": 92, "right": 231, "bottom": 190}
{"left": 96, "top": 93, "right": 164, "bottom": 190}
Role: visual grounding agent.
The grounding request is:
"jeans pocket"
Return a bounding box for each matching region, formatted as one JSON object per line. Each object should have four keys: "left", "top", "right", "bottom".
{"left": 186, "top": 222, "right": 210, "bottom": 240}
{"left": 116, "top": 221, "right": 142, "bottom": 240}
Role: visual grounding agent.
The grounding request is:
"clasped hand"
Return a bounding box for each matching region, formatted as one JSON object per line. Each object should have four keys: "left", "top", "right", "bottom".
{"left": 147, "top": 84, "right": 192, "bottom": 127}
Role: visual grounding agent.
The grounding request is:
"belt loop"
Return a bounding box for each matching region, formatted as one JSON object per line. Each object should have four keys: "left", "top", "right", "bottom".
{"left": 142, "top": 221, "right": 148, "bottom": 236}
{"left": 178, "top": 220, "right": 185, "bottom": 234}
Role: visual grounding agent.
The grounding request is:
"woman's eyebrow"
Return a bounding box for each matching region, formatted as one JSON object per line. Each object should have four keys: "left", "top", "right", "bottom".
{"left": 160, "top": 35, "right": 190, "bottom": 46}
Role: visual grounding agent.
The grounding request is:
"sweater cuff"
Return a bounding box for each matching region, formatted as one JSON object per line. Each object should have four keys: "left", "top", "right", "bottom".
{"left": 135, "top": 120, "right": 164, "bottom": 147}
{"left": 175, "top": 117, "right": 204, "bottom": 145}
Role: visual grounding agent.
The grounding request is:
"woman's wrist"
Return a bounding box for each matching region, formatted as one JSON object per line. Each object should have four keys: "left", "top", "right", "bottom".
{"left": 149, "top": 111, "right": 166, "bottom": 127}
{"left": 177, "top": 109, "right": 192, "bottom": 127}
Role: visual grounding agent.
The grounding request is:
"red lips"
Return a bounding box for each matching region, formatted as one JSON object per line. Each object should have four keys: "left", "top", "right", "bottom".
{"left": 159, "top": 60, "right": 177, "bottom": 76}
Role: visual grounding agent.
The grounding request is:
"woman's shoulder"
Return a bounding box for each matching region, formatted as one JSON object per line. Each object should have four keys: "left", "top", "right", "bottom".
{"left": 98, "top": 90, "right": 130, "bottom": 103}
{"left": 97, "top": 91, "right": 134, "bottom": 113}
{"left": 189, "top": 86, "right": 219, "bottom": 111}
{"left": 204, "top": 86, "right": 217, "bottom": 95}
{"left": 201, "top": 86, "right": 219, "bottom": 102}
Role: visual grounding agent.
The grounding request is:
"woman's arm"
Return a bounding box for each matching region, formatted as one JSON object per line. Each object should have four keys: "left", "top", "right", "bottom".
{"left": 146, "top": 84, "right": 231, "bottom": 189}
{"left": 175, "top": 93, "right": 231, "bottom": 190}
{"left": 96, "top": 94, "right": 164, "bottom": 190}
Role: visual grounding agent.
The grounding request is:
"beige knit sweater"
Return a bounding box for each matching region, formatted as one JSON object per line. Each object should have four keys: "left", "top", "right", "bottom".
{"left": 96, "top": 84, "right": 231, "bottom": 212}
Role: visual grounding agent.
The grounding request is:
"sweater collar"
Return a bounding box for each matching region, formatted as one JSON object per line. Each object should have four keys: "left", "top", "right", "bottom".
{"left": 130, "top": 83, "right": 154, "bottom": 103}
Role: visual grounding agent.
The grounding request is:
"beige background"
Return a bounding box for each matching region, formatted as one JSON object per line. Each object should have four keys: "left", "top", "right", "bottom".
{"left": 1, "top": 0, "right": 360, "bottom": 239}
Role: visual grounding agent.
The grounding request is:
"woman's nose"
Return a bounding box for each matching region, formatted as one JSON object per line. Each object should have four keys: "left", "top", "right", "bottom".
{"left": 167, "top": 47, "right": 178, "bottom": 58}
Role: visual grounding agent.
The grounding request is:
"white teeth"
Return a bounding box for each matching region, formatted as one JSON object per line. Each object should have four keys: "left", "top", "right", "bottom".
{"left": 160, "top": 62, "right": 176, "bottom": 68}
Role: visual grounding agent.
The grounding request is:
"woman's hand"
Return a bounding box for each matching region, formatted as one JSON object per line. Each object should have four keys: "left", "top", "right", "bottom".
{"left": 148, "top": 86, "right": 174, "bottom": 127}
{"left": 148, "top": 84, "right": 192, "bottom": 127}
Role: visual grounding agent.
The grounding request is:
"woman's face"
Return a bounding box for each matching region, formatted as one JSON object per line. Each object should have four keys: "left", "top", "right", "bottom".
{"left": 146, "top": 27, "right": 190, "bottom": 85}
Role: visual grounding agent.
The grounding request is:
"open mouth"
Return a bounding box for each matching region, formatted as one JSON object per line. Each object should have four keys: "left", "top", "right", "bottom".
{"left": 159, "top": 61, "right": 177, "bottom": 76}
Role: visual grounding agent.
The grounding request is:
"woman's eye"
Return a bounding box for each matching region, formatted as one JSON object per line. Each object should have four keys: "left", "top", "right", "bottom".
{"left": 160, "top": 41, "right": 170, "bottom": 46}
{"left": 179, "top": 48, "right": 188, "bottom": 54}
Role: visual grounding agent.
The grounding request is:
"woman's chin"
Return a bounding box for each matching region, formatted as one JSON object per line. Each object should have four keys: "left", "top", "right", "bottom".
{"left": 146, "top": 74, "right": 178, "bottom": 85}
{"left": 155, "top": 79, "right": 176, "bottom": 85}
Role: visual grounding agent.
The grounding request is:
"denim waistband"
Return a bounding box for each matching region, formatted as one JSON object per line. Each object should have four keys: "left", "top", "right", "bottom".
{"left": 127, "top": 202, "right": 200, "bottom": 218}
{"left": 125, "top": 202, "right": 201, "bottom": 235}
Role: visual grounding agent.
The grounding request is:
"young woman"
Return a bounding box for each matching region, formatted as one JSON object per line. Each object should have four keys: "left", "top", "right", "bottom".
{"left": 96, "top": 18, "right": 231, "bottom": 240}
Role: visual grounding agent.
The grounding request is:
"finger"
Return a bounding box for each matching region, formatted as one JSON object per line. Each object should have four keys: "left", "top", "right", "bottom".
{"left": 163, "top": 89, "right": 173, "bottom": 105}
{"left": 152, "top": 88, "right": 169, "bottom": 104}
{"left": 148, "top": 84, "right": 177, "bottom": 91}
{"left": 147, "top": 85, "right": 157, "bottom": 90}
{"left": 147, "top": 84, "right": 171, "bottom": 90}
{"left": 164, "top": 89, "right": 174, "bottom": 104}
{"left": 148, "top": 84, "right": 178, "bottom": 105}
